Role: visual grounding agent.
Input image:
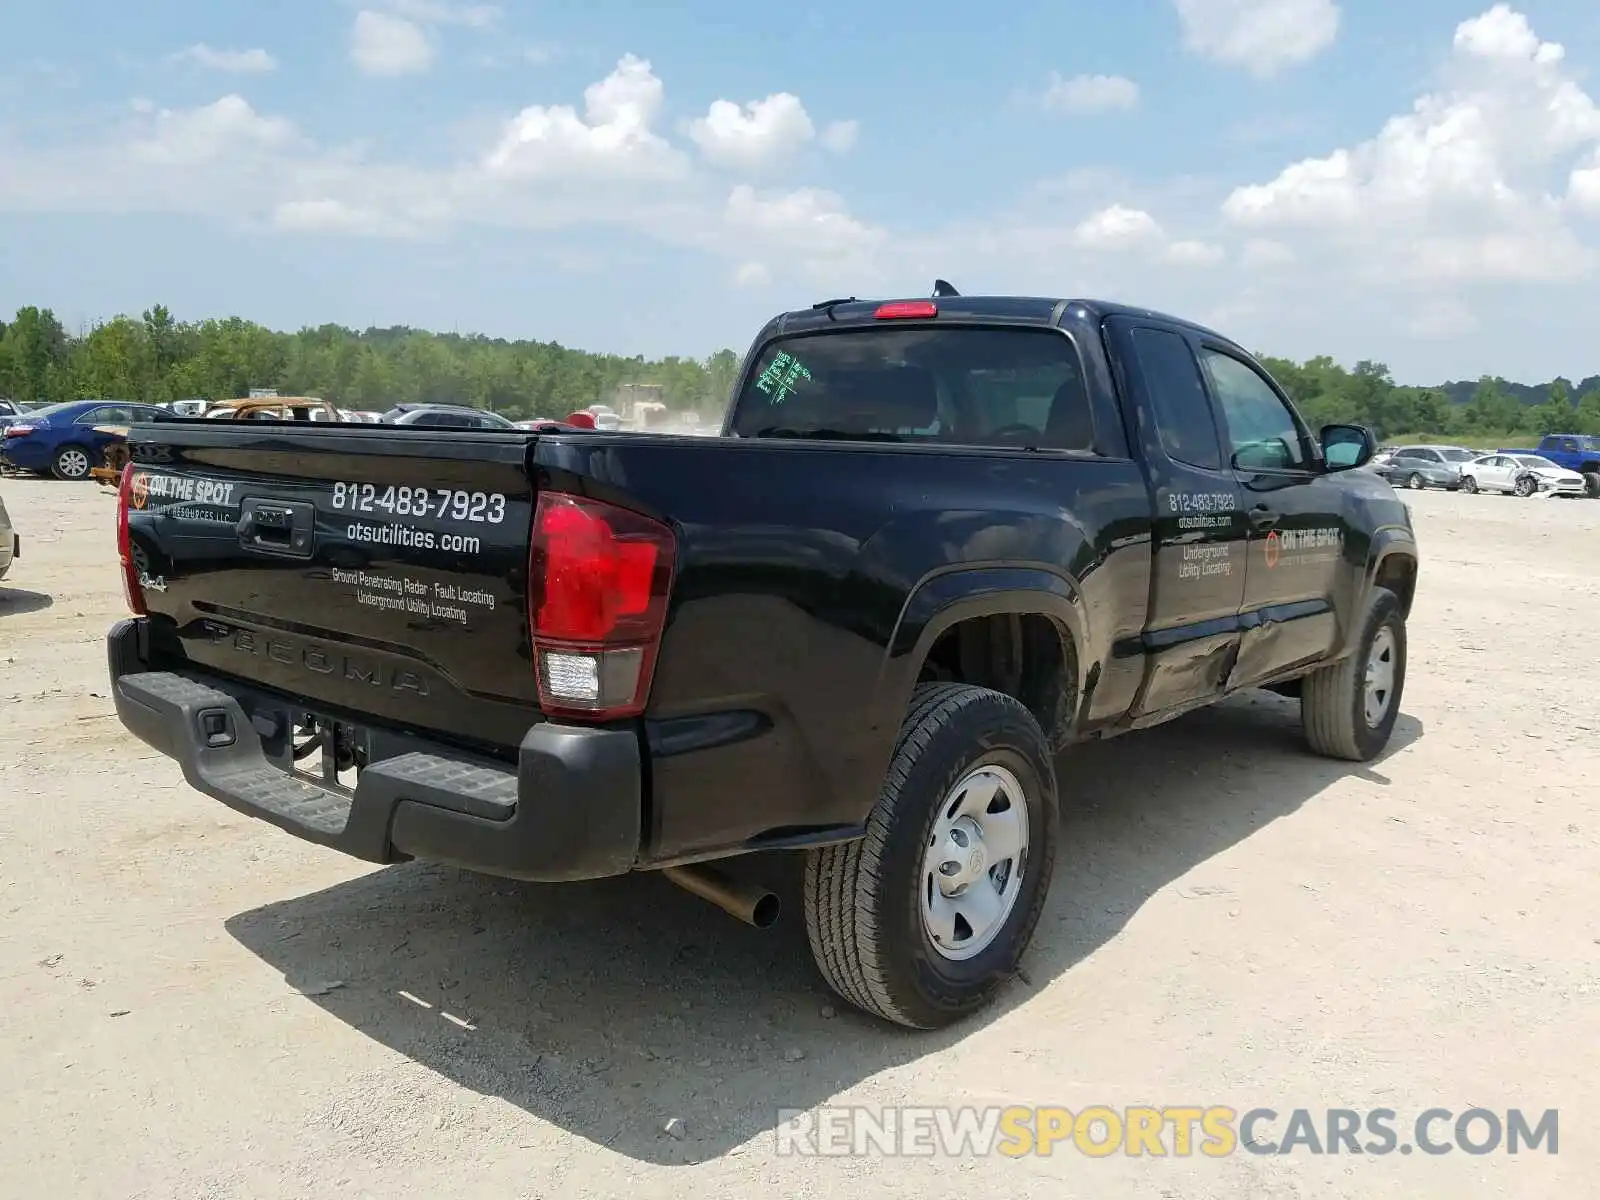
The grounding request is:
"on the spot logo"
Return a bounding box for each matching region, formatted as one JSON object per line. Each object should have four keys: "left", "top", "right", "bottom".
{"left": 130, "top": 472, "right": 238, "bottom": 508}
{"left": 1264, "top": 526, "right": 1343, "bottom": 568}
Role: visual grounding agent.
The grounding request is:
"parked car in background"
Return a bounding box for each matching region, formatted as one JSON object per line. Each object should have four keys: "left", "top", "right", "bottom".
{"left": 1376, "top": 444, "right": 1476, "bottom": 490}
{"left": 204, "top": 396, "right": 342, "bottom": 422}
{"left": 378, "top": 403, "right": 516, "bottom": 429}
{"left": 0, "top": 400, "right": 174, "bottom": 480}
{"left": 0, "top": 485, "right": 17, "bottom": 580}
{"left": 1459, "top": 453, "right": 1588, "bottom": 498}
{"left": 1528, "top": 434, "right": 1600, "bottom": 496}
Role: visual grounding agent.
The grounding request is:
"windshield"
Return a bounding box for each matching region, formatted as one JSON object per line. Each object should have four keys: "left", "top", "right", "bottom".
{"left": 729, "top": 326, "right": 1094, "bottom": 449}
{"left": 1515, "top": 455, "right": 1560, "bottom": 470}
{"left": 1437, "top": 448, "right": 1474, "bottom": 462}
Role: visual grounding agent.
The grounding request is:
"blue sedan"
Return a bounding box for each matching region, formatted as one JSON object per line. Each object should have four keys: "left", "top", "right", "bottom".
{"left": 0, "top": 399, "right": 172, "bottom": 480}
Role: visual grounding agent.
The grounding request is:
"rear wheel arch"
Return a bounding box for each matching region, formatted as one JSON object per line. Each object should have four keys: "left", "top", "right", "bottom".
{"left": 879, "top": 569, "right": 1089, "bottom": 753}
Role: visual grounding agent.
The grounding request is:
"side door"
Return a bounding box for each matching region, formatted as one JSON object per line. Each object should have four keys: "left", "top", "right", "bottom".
{"left": 1482, "top": 455, "right": 1516, "bottom": 491}
{"left": 1195, "top": 344, "right": 1348, "bottom": 687}
{"left": 1105, "top": 318, "right": 1250, "bottom": 717}
{"left": 73, "top": 405, "right": 135, "bottom": 458}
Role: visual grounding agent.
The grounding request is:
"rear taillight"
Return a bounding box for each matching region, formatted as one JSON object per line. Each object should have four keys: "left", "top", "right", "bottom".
{"left": 116, "top": 462, "right": 147, "bottom": 616}
{"left": 4, "top": 424, "right": 33, "bottom": 437}
{"left": 527, "top": 492, "right": 675, "bottom": 720}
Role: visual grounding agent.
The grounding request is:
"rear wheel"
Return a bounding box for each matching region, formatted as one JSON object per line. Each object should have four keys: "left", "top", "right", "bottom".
{"left": 1583, "top": 471, "right": 1600, "bottom": 498}
{"left": 1405, "top": 473, "right": 1425, "bottom": 490}
{"left": 52, "top": 445, "right": 92, "bottom": 481}
{"left": 1300, "top": 586, "right": 1406, "bottom": 762}
{"left": 1459, "top": 475, "right": 1478, "bottom": 494}
{"left": 803, "top": 682, "right": 1058, "bottom": 1029}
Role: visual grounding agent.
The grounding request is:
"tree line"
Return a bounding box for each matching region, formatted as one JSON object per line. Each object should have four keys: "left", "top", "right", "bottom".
{"left": 2, "top": 304, "right": 1598, "bottom": 439}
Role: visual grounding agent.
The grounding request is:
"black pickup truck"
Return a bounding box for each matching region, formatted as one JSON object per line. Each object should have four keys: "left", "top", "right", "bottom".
{"left": 105, "top": 290, "right": 1418, "bottom": 1029}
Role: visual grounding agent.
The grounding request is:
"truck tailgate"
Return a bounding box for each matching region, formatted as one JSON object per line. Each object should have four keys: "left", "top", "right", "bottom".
{"left": 124, "top": 423, "right": 542, "bottom": 751}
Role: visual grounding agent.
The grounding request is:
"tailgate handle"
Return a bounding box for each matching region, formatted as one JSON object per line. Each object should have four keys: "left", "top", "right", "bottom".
{"left": 238, "top": 498, "right": 315, "bottom": 558}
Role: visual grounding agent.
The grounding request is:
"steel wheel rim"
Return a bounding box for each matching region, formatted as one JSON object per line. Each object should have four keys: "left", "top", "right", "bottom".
{"left": 921, "top": 764, "right": 1030, "bottom": 962}
{"left": 1363, "top": 626, "right": 1397, "bottom": 728}
{"left": 59, "top": 448, "right": 89, "bottom": 477}
{"left": 1516, "top": 477, "right": 1533, "bottom": 496}
{"left": 1407, "top": 474, "right": 1423, "bottom": 489}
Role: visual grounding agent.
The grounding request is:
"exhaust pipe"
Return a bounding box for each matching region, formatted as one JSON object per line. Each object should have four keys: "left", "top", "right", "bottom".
{"left": 662, "top": 863, "right": 780, "bottom": 928}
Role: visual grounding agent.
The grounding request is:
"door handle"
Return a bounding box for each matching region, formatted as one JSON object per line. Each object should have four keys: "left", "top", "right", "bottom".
{"left": 1248, "top": 505, "right": 1279, "bottom": 530}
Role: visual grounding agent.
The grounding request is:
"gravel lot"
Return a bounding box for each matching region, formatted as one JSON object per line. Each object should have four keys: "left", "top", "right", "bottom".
{"left": 1, "top": 477, "right": 1596, "bottom": 1199}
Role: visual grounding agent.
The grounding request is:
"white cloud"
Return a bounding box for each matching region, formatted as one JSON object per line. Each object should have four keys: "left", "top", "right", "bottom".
{"left": 173, "top": 44, "right": 277, "bottom": 73}
{"left": 484, "top": 54, "right": 683, "bottom": 179}
{"left": 688, "top": 93, "right": 816, "bottom": 168}
{"left": 1072, "top": 204, "right": 1163, "bottom": 248}
{"left": 130, "top": 95, "right": 301, "bottom": 165}
{"left": 1041, "top": 73, "right": 1139, "bottom": 114}
{"left": 1570, "top": 150, "right": 1600, "bottom": 213}
{"left": 820, "top": 119, "right": 858, "bottom": 153}
{"left": 1221, "top": 5, "right": 1600, "bottom": 283}
{"left": 725, "top": 184, "right": 879, "bottom": 249}
{"left": 733, "top": 261, "right": 770, "bottom": 287}
{"left": 1067, "top": 205, "right": 1224, "bottom": 268}
{"left": 1172, "top": 0, "right": 1339, "bottom": 77}
{"left": 350, "top": 10, "right": 434, "bottom": 76}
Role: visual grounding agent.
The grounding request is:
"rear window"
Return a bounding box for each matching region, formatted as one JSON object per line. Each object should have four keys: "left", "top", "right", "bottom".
{"left": 729, "top": 326, "right": 1094, "bottom": 450}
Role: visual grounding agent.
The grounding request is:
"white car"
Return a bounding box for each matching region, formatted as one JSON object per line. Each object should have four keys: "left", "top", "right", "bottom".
{"left": 1457, "top": 453, "right": 1587, "bottom": 498}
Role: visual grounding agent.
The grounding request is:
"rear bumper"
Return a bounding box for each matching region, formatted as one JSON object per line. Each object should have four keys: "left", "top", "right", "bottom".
{"left": 107, "top": 618, "right": 642, "bottom": 881}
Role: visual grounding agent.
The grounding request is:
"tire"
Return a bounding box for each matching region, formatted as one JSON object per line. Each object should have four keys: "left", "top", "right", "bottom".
{"left": 1459, "top": 475, "right": 1477, "bottom": 494}
{"left": 803, "top": 682, "right": 1059, "bottom": 1029}
{"left": 1583, "top": 471, "right": 1600, "bottom": 498}
{"left": 1299, "top": 586, "right": 1406, "bottom": 762}
{"left": 1514, "top": 474, "right": 1536, "bottom": 497}
{"left": 1405, "top": 473, "right": 1425, "bottom": 490}
{"left": 52, "top": 445, "right": 92, "bottom": 481}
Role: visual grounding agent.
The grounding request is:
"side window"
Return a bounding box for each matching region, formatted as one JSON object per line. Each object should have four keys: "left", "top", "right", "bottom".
{"left": 1417, "top": 449, "right": 1442, "bottom": 463}
{"left": 75, "top": 406, "right": 113, "bottom": 424}
{"left": 1199, "top": 349, "right": 1308, "bottom": 471}
{"left": 1128, "top": 327, "right": 1223, "bottom": 471}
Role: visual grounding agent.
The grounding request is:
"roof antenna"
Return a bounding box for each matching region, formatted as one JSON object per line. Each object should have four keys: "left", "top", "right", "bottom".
{"left": 932, "top": 279, "right": 959, "bottom": 297}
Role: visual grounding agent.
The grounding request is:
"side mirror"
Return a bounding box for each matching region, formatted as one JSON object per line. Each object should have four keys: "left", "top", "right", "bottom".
{"left": 1320, "top": 423, "right": 1375, "bottom": 470}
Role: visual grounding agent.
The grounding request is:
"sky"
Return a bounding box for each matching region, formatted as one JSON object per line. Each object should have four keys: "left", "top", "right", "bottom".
{"left": 1, "top": 0, "right": 1598, "bottom": 386}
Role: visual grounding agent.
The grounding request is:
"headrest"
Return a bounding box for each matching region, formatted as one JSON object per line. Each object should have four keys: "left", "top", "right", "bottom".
{"left": 1044, "top": 378, "right": 1095, "bottom": 449}
{"left": 819, "top": 366, "right": 938, "bottom": 430}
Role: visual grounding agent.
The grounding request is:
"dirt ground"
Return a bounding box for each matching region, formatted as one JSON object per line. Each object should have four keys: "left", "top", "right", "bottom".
{"left": 1, "top": 477, "right": 1596, "bottom": 1199}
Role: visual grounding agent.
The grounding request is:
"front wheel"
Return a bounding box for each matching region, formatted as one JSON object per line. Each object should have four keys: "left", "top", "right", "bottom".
{"left": 1514, "top": 474, "right": 1536, "bottom": 497}
{"left": 52, "top": 445, "right": 92, "bottom": 481}
{"left": 803, "top": 682, "right": 1059, "bottom": 1029}
{"left": 1583, "top": 471, "right": 1600, "bottom": 498}
{"left": 1299, "top": 586, "right": 1406, "bottom": 762}
{"left": 1459, "top": 475, "right": 1478, "bottom": 494}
